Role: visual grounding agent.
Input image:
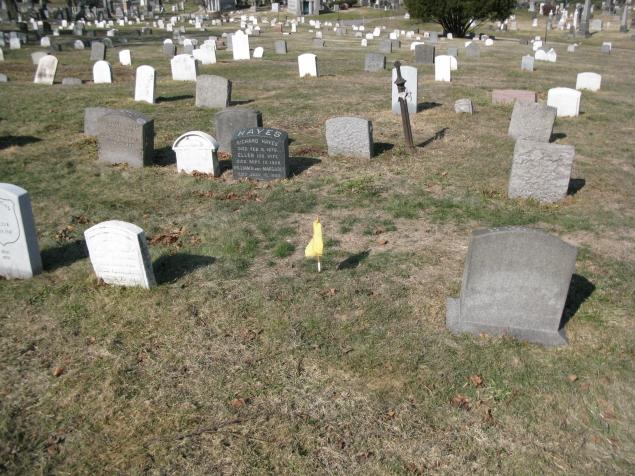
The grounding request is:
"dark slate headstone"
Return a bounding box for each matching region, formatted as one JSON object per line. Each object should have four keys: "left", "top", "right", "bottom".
{"left": 84, "top": 107, "right": 114, "bottom": 136}
{"left": 414, "top": 44, "right": 435, "bottom": 64}
{"left": 230, "top": 128, "right": 289, "bottom": 181}
{"left": 364, "top": 53, "right": 385, "bottom": 72}
{"left": 96, "top": 110, "right": 154, "bottom": 168}
{"left": 90, "top": 41, "right": 105, "bottom": 61}
{"left": 446, "top": 227, "right": 577, "bottom": 347}
{"left": 215, "top": 108, "right": 263, "bottom": 153}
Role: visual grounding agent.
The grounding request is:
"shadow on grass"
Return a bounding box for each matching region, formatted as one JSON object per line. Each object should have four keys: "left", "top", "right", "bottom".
{"left": 42, "top": 240, "right": 88, "bottom": 272}
{"left": 550, "top": 132, "right": 567, "bottom": 142}
{"left": 231, "top": 99, "right": 255, "bottom": 106}
{"left": 567, "top": 178, "right": 586, "bottom": 196}
{"left": 336, "top": 250, "right": 370, "bottom": 270}
{"left": 156, "top": 94, "right": 194, "bottom": 103}
{"left": 560, "top": 274, "right": 595, "bottom": 329}
{"left": 417, "top": 102, "right": 442, "bottom": 112}
{"left": 153, "top": 146, "right": 176, "bottom": 166}
{"left": 290, "top": 157, "right": 321, "bottom": 176}
{"left": 153, "top": 253, "right": 215, "bottom": 284}
{"left": 374, "top": 142, "right": 394, "bottom": 155}
{"left": 417, "top": 127, "right": 448, "bottom": 148}
{"left": 0, "top": 135, "right": 42, "bottom": 150}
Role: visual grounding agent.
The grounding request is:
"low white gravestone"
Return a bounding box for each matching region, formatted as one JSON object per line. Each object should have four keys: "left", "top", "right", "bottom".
{"left": 547, "top": 87, "right": 581, "bottom": 117}
{"left": 298, "top": 53, "right": 318, "bottom": 77}
{"left": 172, "top": 131, "right": 220, "bottom": 176}
{"left": 434, "top": 55, "right": 452, "bottom": 82}
{"left": 446, "top": 227, "right": 577, "bottom": 347}
{"left": 575, "top": 72, "right": 601, "bottom": 92}
{"left": 84, "top": 220, "right": 156, "bottom": 289}
{"left": 253, "top": 46, "right": 264, "bottom": 58}
{"left": 118, "top": 49, "right": 132, "bottom": 66}
{"left": 93, "top": 60, "right": 112, "bottom": 84}
{"left": 34, "top": 55, "right": 58, "bottom": 85}
{"left": 0, "top": 184, "right": 43, "bottom": 279}
{"left": 134, "top": 65, "right": 155, "bottom": 104}
{"left": 170, "top": 54, "right": 198, "bottom": 81}
{"left": 391, "top": 65, "right": 417, "bottom": 114}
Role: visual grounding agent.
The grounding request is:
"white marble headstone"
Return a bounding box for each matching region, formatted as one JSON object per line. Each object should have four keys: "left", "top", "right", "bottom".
{"left": 576, "top": 72, "right": 601, "bottom": 91}
{"left": 34, "top": 55, "right": 57, "bottom": 85}
{"left": 93, "top": 60, "right": 112, "bottom": 83}
{"left": 119, "top": 49, "right": 132, "bottom": 66}
{"left": 435, "top": 55, "right": 452, "bottom": 82}
{"left": 391, "top": 65, "right": 417, "bottom": 114}
{"left": 253, "top": 46, "right": 264, "bottom": 58}
{"left": 135, "top": 65, "right": 155, "bottom": 104}
{"left": 170, "top": 54, "right": 198, "bottom": 81}
{"left": 232, "top": 30, "right": 250, "bottom": 60}
{"left": 547, "top": 87, "right": 581, "bottom": 117}
{"left": 172, "top": 131, "right": 220, "bottom": 176}
{"left": 298, "top": 53, "right": 318, "bottom": 78}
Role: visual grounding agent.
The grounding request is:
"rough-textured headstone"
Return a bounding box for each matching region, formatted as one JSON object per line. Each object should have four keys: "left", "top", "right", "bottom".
{"left": 93, "top": 60, "right": 112, "bottom": 84}
{"left": 454, "top": 98, "right": 473, "bottom": 114}
{"left": 134, "top": 65, "right": 155, "bottom": 104}
{"left": 62, "top": 77, "right": 82, "bottom": 86}
{"left": 465, "top": 43, "right": 480, "bottom": 58}
{"left": 298, "top": 53, "right": 318, "bottom": 77}
{"left": 446, "top": 227, "right": 577, "bottom": 346}
{"left": 508, "top": 102, "right": 557, "bottom": 143}
{"left": 170, "top": 54, "right": 198, "bottom": 81}
{"left": 90, "top": 41, "right": 105, "bottom": 61}
{"left": 84, "top": 220, "right": 156, "bottom": 289}
{"left": 312, "top": 38, "right": 325, "bottom": 48}
{"left": 576, "top": 72, "right": 601, "bottom": 91}
{"left": 74, "top": 40, "right": 85, "bottom": 50}
{"left": 274, "top": 40, "right": 287, "bottom": 54}
{"left": 231, "top": 127, "right": 289, "bottom": 181}
{"left": 447, "top": 47, "right": 458, "bottom": 58}
{"left": 391, "top": 65, "right": 417, "bottom": 114}
{"left": 521, "top": 54, "right": 534, "bottom": 71}
{"left": 172, "top": 131, "right": 220, "bottom": 176}
{"left": 364, "top": 53, "right": 385, "bottom": 72}
{"left": 325, "top": 117, "right": 374, "bottom": 159}
{"left": 508, "top": 139, "right": 575, "bottom": 203}
{"left": 84, "top": 107, "right": 114, "bottom": 136}
{"left": 163, "top": 42, "right": 176, "bottom": 58}
{"left": 547, "top": 87, "right": 581, "bottom": 117}
{"left": 379, "top": 39, "right": 392, "bottom": 53}
{"left": 96, "top": 110, "right": 154, "bottom": 167}
{"left": 0, "top": 183, "right": 42, "bottom": 279}
{"left": 215, "top": 108, "right": 263, "bottom": 153}
{"left": 492, "top": 89, "right": 537, "bottom": 105}
{"left": 33, "top": 55, "right": 57, "bottom": 85}
{"left": 414, "top": 44, "right": 434, "bottom": 64}
{"left": 0, "top": 74, "right": 6, "bottom": 83}
{"left": 196, "top": 75, "right": 231, "bottom": 109}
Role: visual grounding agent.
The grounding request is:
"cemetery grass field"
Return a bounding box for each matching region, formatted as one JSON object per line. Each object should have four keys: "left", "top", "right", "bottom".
{"left": 1, "top": 9, "right": 634, "bottom": 474}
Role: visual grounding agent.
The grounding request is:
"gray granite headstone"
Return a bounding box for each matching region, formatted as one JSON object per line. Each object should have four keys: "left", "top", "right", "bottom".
{"left": 600, "top": 43, "right": 611, "bottom": 54}
{"left": 508, "top": 139, "right": 575, "bottom": 203}
{"left": 0, "top": 74, "right": 8, "bottom": 83}
{"left": 90, "top": 41, "right": 105, "bottom": 61}
{"left": 74, "top": 40, "right": 85, "bottom": 50}
{"left": 274, "top": 40, "right": 287, "bottom": 54}
{"left": 96, "top": 110, "right": 154, "bottom": 168}
{"left": 428, "top": 31, "right": 439, "bottom": 43}
{"left": 312, "top": 38, "right": 325, "bottom": 48}
{"left": 364, "top": 53, "right": 385, "bottom": 72}
{"left": 465, "top": 43, "right": 480, "bottom": 58}
{"left": 379, "top": 39, "right": 392, "bottom": 53}
{"left": 454, "top": 98, "right": 473, "bottom": 114}
{"left": 215, "top": 108, "right": 263, "bottom": 153}
{"left": 390, "top": 39, "right": 400, "bottom": 50}
{"left": 196, "top": 75, "right": 231, "bottom": 109}
{"left": 325, "top": 117, "right": 373, "bottom": 159}
{"left": 447, "top": 47, "right": 458, "bottom": 58}
{"left": 62, "top": 77, "right": 82, "bottom": 85}
{"left": 184, "top": 43, "right": 194, "bottom": 54}
{"left": 31, "top": 51, "right": 47, "bottom": 65}
{"left": 163, "top": 42, "right": 176, "bottom": 58}
{"left": 521, "top": 54, "right": 534, "bottom": 72}
{"left": 84, "top": 107, "right": 114, "bottom": 136}
{"left": 0, "top": 183, "right": 42, "bottom": 279}
{"left": 230, "top": 127, "right": 289, "bottom": 181}
{"left": 414, "top": 44, "right": 435, "bottom": 64}
{"left": 508, "top": 102, "right": 556, "bottom": 143}
{"left": 446, "top": 227, "right": 577, "bottom": 347}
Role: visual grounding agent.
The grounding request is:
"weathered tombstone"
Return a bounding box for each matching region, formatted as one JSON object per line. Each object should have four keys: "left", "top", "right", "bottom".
{"left": 33, "top": 55, "right": 57, "bottom": 85}
{"left": 215, "top": 108, "right": 263, "bottom": 153}
{"left": 231, "top": 127, "right": 289, "bottom": 181}
{"left": 253, "top": 46, "right": 264, "bottom": 58}
{"left": 96, "top": 110, "right": 154, "bottom": 167}
{"left": 508, "top": 102, "right": 557, "bottom": 143}
{"left": 576, "top": 72, "right": 601, "bottom": 92}
{"left": 9, "top": 37, "right": 20, "bottom": 49}
{"left": 0, "top": 183, "right": 42, "bottom": 279}
{"left": 414, "top": 44, "right": 434, "bottom": 64}
{"left": 600, "top": 42, "right": 611, "bottom": 54}
{"left": 325, "top": 117, "right": 374, "bottom": 159}
{"left": 163, "top": 42, "right": 176, "bottom": 58}
{"left": 172, "top": 131, "right": 220, "bottom": 176}
{"left": 447, "top": 47, "right": 458, "bottom": 58}
{"left": 547, "top": 87, "right": 581, "bottom": 117}
{"left": 170, "top": 54, "right": 198, "bottom": 81}
{"left": 364, "top": 53, "right": 385, "bottom": 72}
{"left": 274, "top": 40, "right": 287, "bottom": 54}
{"left": 521, "top": 55, "right": 535, "bottom": 71}
{"left": 62, "top": 77, "right": 82, "bottom": 86}
{"left": 590, "top": 18, "right": 602, "bottom": 31}
{"left": 434, "top": 55, "right": 451, "bottom": 81}
{"left": 84, "top": 107, "right": 114, "bottom": 136}
{"left": 31, "top": 51, "right": 48, "bottom": 65}
{"left": 379, "top": 39, "right": 392, "bottom": 53}
{"left": 93, "top": 60, "right": 112, "bottom": 84}
{"left": 298, "top": 53, "right": 318, "bottom": 77}
{"left": 465, "top": 43, "right": 480, "bottom": 58}
{"left": 84, "top": 220, "right": 156, "bottom": 289}
{"left": 0, "top": 74, "right": 7, "bottom": 83}
{"left": 0, "top": 48, "right": 3, "bottom": 62}
{"left": 492, "top": 89, "right": 537, "bottom": 105}
{"left": 40, "top": 36, "right": 50, "bottom": 47}
{"left": 119, "top": 49, "right": 131, "bottom": 66}
{"left": 196, "top": 75, "right": 232, "bottom": 109}
{"left": 454, "top": 98, "right": 473, "bottom": 114}
{"left": 391, "top": 65, "right": 417, "bottom": 114}
{"left": 508, "top": 139, "right": 575, "bottom": 203}
{"left": 90, "top": 41, "right": 106, "bottom": 61}
{"left": 535, "top": 47, "right": 557, "bottom": 62}
{"left": 74, "top": 40, "right": 85, "bottom": 50}
{"left": 134, "top": 65, "right": 156, "bottom": 104}
{"left": 446, "top": 227, "right": 577, "bottom": 346}
{"left": 194, "top": 44, "right": 216, "bottom": 64}
{"left": 232, "top": 30, "right": 250, "bottom": 60}
{"left": 313, "top": 38, "right": 325, "bottom": 48}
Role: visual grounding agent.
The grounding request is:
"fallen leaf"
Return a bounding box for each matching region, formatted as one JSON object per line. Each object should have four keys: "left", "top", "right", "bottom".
{"left": 451, "top": 394, "right": 470, "bottom": 411}
{"left": 567, "top": 374, "right": 578, "bottom": 382}
{"left": 373, "top": 228, "right": 384, "bottom": 235}
{"left": 469, "top": 374, "right": 483, "bottom": 387}
{"left": 378, "top": 239, "right": 388, "bottom": 245}
{"left": 385, "top": 410, "right": 396, "bottom": 419}
{"left": 355, "top": 451, "right": 373, "bottom": 462}
{"left": 52, "top": 366, "right": 65, "bottom": 377}
{"left": 71, "top": 215, "right": 90, "bottom": 224}
{"left": 230, "top": 398, "right": 246, "bottom": 409}
{"left": 148, "top": 226, "right": 184, "bottom": 246}
{"left": 55, "top": 225, "right": 75, "bottom": 242}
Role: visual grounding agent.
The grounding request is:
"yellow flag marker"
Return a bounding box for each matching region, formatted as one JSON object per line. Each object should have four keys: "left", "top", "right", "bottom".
{"left": 305, "top": 216, "right": 323, "bottom": 272}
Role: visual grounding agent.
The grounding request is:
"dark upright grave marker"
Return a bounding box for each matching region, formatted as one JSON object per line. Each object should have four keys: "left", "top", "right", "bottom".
{"left": 231, "top": 128, "right": 289, "bottom": 181}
